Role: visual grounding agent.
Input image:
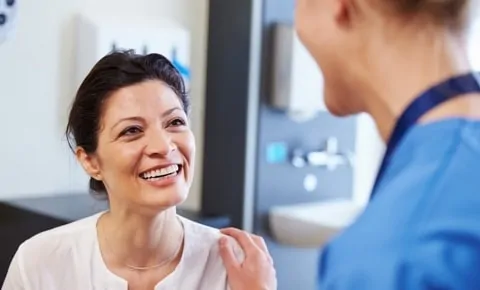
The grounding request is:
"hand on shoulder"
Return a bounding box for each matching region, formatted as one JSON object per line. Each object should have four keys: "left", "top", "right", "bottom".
{"left": 218, "top": 227, "right": 277, "bottom": 290}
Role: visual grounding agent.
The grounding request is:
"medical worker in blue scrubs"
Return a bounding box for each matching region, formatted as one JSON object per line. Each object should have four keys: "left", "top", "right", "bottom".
{"left": 218, "top": 0, "right": 480, "bottom": 289}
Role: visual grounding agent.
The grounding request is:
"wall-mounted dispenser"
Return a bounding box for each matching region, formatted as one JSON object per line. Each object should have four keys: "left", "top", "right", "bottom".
{"left": 270, "top": 23, "right": 326, "bottom": 122}
{"left": 0, "top": 0, "right": 18, "bottom": 45}
{"left": 74, "top": 15, "right": 191, "bottom": 91}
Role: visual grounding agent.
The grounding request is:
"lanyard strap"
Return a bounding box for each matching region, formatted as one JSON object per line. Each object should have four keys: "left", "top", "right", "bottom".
{"left": 369, "top": 72, "right": 480, "bottom": 201}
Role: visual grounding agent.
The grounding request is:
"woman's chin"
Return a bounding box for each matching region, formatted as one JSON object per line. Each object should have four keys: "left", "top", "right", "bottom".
{"left": 139, "top": 187, "right": 188, "bottom": 210}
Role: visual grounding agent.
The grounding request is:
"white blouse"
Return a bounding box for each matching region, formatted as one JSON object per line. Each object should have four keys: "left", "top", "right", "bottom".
{"left": 2, "top": 212, "right": 243, "bottom": 290}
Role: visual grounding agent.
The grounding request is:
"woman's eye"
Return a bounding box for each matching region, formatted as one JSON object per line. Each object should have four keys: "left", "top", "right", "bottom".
{"left": 169, "top": 118, "right": 186, "bottom": 127}
{"left": 121, "top": 126, "right": 142, "bottom": 136}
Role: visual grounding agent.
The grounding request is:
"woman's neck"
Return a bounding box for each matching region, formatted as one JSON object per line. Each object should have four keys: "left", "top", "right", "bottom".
{"left": 98, "top": 206, "right": 184, "bottom": 269}
{"left": 359, "top": 28, "right": 478, "bottom": 142}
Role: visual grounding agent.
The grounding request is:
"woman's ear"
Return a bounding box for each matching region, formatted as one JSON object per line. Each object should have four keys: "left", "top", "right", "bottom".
{"left": 333, "top": 0, "right": 355, "bottom": 27}
{"left": 75, "top": 147, "right": 102, "bottom": 180}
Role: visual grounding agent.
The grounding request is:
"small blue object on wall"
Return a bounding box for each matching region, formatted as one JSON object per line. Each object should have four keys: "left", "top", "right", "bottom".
{"left": 171, "top": 47, "right": 190, "bottom": 80}
{"left": 266, "top": 142, "right": 288, "bottom": 164}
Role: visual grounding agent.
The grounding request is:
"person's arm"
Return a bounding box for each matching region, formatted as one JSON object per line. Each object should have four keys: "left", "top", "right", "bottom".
{"left": 2, "top": 247, "right": 27, "bottom": 290}
{"left": 218, "top": 228, "right": 277, "bottom": 290}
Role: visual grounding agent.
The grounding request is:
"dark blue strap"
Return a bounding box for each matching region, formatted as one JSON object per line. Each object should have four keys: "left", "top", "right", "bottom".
{"left": 369, "top": 72, "right": 480, "bottom": 201}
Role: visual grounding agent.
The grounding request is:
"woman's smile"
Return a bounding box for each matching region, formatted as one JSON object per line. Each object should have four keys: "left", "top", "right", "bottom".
{"left": 139, "top": 163, "right": 183, "bottom": 188}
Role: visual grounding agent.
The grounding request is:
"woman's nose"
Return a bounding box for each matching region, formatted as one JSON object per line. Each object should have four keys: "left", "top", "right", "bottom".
{"left": 145, "top": 129, "right": 176, "bottom": 156}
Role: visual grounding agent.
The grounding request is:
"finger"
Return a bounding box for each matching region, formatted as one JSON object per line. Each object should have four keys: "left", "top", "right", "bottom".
{"left": 250, "top": 234, "right": 274, "bottom": 264}
{"left": 219, "top": 237, "right": 240, "bottom": 272}
{"left": 220, "top": 228, "right": 259, "bottom": 253}
{"left": 250, "top": 234, "right": 269, "bottom": 254}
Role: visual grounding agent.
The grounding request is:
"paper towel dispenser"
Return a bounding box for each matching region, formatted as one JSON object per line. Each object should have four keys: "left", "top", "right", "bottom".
{"left": 270, "top": 23, "right": 326, "bottom": 121}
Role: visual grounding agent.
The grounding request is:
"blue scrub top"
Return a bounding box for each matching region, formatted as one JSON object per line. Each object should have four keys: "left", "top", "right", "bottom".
{"left": 318, "top": 118, "right": 480, "bottom": 289}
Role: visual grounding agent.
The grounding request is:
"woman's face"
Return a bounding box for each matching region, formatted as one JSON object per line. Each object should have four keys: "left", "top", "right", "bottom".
{"left": 79, "top": 80, "right": 195, "bottom": 211}
{"left": 295, "top": 0, "right": 366, "bottom": 116}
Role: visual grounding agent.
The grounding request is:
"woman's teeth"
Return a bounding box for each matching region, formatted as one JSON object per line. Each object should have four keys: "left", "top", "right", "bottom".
{"left": 141, "top": 164, "right": 179, "bottom": 180}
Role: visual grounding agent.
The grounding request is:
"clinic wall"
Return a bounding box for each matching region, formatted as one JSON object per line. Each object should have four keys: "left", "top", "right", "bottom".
{"left": 0, "top": 0, "right": 208, "bottom": 210}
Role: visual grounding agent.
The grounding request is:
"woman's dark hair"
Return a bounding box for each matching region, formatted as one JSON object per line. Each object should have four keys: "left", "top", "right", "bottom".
{"left": 380, "top": 0, "right": 473, "bottom": 30}
{"left": 65, "top": 50, "right": 190, "bottom": 198}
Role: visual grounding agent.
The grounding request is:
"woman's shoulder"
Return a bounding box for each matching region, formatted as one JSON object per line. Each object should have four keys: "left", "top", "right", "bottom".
{"left": 179, "top": 215, "right": 244, "bottom": 261}
{"left": 176, "top": 216, "right": 244, "bottom": 289}
{"left": 179, "top": 215, "right": 222, "bottom": 239}
{"left": 16, "top": 212, "right": 101, "bottom": 259}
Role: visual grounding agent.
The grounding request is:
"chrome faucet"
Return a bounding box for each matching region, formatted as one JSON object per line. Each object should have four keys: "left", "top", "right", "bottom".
{"left": 291, "top": 137, "right": 354, "bottom": 170}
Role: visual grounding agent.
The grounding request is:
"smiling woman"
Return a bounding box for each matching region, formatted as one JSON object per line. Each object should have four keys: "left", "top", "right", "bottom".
{"left": 2, "top": 51, "right": 243, "bottom": 290}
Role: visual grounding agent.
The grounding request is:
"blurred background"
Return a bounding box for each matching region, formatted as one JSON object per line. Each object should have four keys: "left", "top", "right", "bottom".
{"left": 1, "top": 0, "right": 478, "bottom": 289}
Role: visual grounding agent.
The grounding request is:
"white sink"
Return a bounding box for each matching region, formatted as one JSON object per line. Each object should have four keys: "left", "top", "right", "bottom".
{"left": 269, "top": 199, "right": 365, "bottom": 248}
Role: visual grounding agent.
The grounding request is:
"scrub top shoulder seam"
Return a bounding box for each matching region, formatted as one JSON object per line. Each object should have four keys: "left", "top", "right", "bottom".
{"left": 410, "top": 120, "right": 467, "bottom": 239}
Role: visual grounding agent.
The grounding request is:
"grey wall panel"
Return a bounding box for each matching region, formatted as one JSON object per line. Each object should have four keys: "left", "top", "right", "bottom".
{"left": 201, "top": 0, "right": 256, "bottom": 228}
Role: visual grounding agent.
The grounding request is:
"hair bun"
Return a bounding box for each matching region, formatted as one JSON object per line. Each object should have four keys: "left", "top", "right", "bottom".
{"left": 423, "top": 0, "right": 467, "bottom": 19}
{"left": 393, "top": 0, "right": 472, "bottom": 29}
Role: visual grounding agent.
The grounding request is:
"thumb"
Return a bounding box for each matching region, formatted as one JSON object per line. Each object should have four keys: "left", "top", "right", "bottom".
{"left": 219, "top": 237, "right": 240, "bottom": 272}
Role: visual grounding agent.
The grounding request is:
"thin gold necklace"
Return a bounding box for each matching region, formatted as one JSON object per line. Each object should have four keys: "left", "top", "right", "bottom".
{"left": 125, "top": 229, "right": 184, "bottom": 271}
{"left": 101, "top": 216, "right": 185, "bottom": 271}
